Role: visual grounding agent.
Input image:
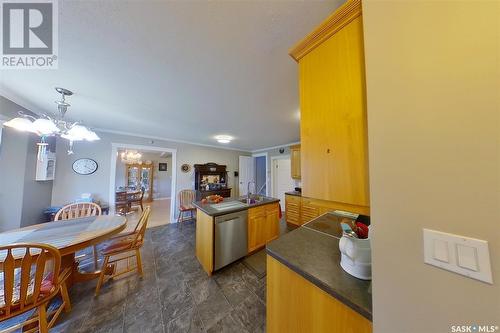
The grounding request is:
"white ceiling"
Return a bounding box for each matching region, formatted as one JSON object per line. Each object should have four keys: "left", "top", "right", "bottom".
{"left": 0, "top": 0, "right": 342, "bottom": 151}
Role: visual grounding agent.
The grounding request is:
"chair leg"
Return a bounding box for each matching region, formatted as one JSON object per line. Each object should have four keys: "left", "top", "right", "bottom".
{"left": 95, "top": 256, "right": 109, "bottom": 296}
{"left": 136, "top": 249, "right": 143, "bottom": 277}
{"left": 60, "top": 282, "right": 72, "bottom": 312}
{"left": 38, "top": 304, "right": 48, "bottom": 333}
{"left": 140, "top": 201, "right": 143, "bottom": 211}
{"left": 93, "top": 245, "right": 99, "bottom": 270}
{"left": 177, "top": 211, "right": 182, "bottom": 225}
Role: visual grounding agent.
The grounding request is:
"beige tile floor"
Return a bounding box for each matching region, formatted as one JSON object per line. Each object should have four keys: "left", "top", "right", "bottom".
{"left": 124, "top": 198, "right": 172, "bottom": 230}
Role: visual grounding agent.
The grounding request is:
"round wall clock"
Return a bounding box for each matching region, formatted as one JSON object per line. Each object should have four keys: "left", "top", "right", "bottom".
{"left": 181, "top": 164, "right": 191, "bottom": 173}
{"left": 72, "top": 158, "right": 98, "bottom": 175}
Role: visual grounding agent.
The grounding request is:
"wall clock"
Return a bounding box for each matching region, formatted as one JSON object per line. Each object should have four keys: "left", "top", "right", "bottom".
{"left": 72, "top": 158, "right": 98, "bottom": 175}
{"left": 181, "top": 164, "right": 191, "bottom": 173}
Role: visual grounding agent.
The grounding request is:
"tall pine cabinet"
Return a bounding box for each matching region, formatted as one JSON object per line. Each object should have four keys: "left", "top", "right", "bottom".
{"left": 291, "top": 0, "right": 369, "bottom": 213}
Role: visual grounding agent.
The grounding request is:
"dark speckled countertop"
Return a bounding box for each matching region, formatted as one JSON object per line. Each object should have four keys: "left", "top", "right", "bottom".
{"left": 266, "top": 213, "right": 372, "bottom": 321}
{"left": 285, "top": 191, "right": 302, "bottom": 197}
{"left": 193, "top": 196, "right": 280, "bottom": 217}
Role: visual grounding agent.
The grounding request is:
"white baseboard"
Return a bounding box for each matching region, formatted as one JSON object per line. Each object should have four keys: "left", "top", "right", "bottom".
{"left": 154, "top": 197, "right": 171, "bottom": 201}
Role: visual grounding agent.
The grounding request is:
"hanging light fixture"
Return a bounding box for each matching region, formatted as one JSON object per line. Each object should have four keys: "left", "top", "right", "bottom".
{"left": 4, "top": 87, "right": 100, "bottom": 154}
{"left": 120, "top": 150, "right": 142, "bottom": 164}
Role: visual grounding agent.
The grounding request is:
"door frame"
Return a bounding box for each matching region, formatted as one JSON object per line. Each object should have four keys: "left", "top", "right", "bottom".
{"left": 270, "top": 154, "right": 291, "bottom": 200}
{"left": 252, "top": 152, "right": 269, "bottom": 196}
{"left": 109, "top": 143, "right": 177, "bottom": 223}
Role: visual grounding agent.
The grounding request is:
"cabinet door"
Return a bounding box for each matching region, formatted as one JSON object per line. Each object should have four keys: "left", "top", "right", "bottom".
{"left": 290, "top": 145, "right": 301, "bottom": 179}
{"left": 265, "top": 204, "right": 280, "bottom": 242}
{"left": 299, "top": 16, "right": 369, "bottom": 207}
{"left": 248, "top": 207, "right": 266, "bottom": 252}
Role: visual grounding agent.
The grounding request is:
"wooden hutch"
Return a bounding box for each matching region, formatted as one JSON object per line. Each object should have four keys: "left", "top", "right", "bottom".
{"left": 194, "top": 163, "right": 231, "bottom": 200}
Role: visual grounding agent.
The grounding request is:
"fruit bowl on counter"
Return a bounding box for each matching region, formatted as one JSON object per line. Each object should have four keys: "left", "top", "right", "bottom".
{"left": 201, "top": 194, "right": 224, "bottom": 204}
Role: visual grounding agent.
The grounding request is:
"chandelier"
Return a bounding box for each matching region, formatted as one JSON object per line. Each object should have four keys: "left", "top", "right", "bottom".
{"left": 120, "top": 150, "right": 142, "bottom": 164}
{"left": 4, "top": 87, "right": 100, "bottom": 154}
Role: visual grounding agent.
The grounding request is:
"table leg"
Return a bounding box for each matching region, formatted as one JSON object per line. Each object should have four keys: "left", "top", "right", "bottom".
{"left": 61, "top": 253, "right": 110, "bottom": 287}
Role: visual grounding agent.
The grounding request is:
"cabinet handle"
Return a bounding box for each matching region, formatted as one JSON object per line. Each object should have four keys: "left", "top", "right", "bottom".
{"left": 326, "top": 148, "right": 331, "bottom": 154}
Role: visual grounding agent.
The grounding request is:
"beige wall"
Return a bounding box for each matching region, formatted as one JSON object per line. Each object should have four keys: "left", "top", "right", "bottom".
{"left": 363, "top": 1, "right": 500, "bottom": 332}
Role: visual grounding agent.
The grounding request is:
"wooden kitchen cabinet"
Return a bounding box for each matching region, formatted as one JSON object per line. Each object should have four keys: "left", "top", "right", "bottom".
{"left": 290, "top": 144, "right": 301, "bottom": 179}
{"left": 265, "top": 203, "right": 280, "bottom": 242}
{"left": 285, "top": 194, "right": 301, "bottom": 226}
{"left": 291, "top": 0, "right": 369, "bottom": 209}
{"left": 267, "top": 255, "right": 372, "bottom": 333}
{"left": 285, "top": 194, "right": 370, "bottom": 226}
{"left": 248, "top": 203, "right": 280, "bottom": 253}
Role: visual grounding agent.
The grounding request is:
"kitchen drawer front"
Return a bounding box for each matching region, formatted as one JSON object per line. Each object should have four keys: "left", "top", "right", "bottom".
{"left": 265, "top": 202, "right": 280, "bottom": 213}
{"left": 285, "top": 195, "right": 301, "bottom": 225}
{"left": 301, "top": 199, "right": 320, "bottom": 224}
{"left": 248, "top": 205, "right": 266, "bottom": 218}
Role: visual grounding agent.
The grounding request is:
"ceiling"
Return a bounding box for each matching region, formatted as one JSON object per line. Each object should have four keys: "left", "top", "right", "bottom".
{"left": 0, "top": 0, "right": 343, "bottom": 151}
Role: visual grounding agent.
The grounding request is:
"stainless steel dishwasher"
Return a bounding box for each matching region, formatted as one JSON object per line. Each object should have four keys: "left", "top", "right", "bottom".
{"left": 214, "top": 210, "right": 248, "bottom": 271}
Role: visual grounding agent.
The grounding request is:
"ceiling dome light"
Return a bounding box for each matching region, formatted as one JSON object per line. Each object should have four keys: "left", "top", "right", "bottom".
{"left": 215, "top": 135, "right": 233, "bottom": 144}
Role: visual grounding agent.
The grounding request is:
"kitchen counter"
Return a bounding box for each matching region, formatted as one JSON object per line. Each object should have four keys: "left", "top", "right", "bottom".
{"left": 284, "top": 191, "right": 302, "bottom": 197}
{"left": 193, "top": 196, "right": 280, "bottom": 217}
{"left": 266, "top": 212, "right": 372, "bottom": 321}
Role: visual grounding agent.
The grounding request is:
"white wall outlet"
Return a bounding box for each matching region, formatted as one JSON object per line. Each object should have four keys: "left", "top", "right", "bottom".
{"left": 423, "top": 229, "right": 493, "bottom": 284}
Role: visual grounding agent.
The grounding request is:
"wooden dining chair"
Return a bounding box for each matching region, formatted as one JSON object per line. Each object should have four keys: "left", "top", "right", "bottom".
{"left": 177, "top": 189, "right": 196, "bottom": 226}
{"left": 54, "top": 202, "right": 102, "bottom": 221}
{"left": 0, "top": 243, "right": 71, "bottom": 333}
{"left": 54, "top": 202, "right": 102, "bottom": 270}
{"left": 127, "top": 188, "right": 144, "bottom": 212}
{"left": 115, "top": 191, "right": 129, "bottom": 216}
{"left": 95, "top": 207, "right": 151, "bottom": 296}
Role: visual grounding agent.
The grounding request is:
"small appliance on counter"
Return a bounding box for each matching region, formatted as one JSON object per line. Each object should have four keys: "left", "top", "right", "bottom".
{"left": 336, "top": 211, "right": 372, "bottom": 280}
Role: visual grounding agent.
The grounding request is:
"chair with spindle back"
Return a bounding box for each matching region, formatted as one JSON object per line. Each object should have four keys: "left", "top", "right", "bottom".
{"left": 0, "top": 244, "right": 71, "bottom": 333}
{"left": 115, "top": 191, "right": 129, "bottom": 215}
{"left": 177, "top": 190, "right": 196, "bottom": 226}
{"left": 95, "top": 207, "right": 151, "bottom": 296}
{"left": 54, "top": 202, "right": 102, "bottom": 221}
{"left": 54, "top": 202, "right": 102, "bottom": 270}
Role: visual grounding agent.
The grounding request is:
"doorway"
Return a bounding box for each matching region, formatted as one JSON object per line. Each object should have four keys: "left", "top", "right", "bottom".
{"left": 239, "top": 153, "right": 269, "bottom": 197}
{"left": 109, "top": 143, "right": 177, "bottom": 226}
{"left": 271, "top": 155, "right": 295, "bottom": 209}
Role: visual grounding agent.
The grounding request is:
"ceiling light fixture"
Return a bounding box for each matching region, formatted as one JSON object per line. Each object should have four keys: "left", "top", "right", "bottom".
{"left": 4, "top": 87, "right": 100, "bottom": 155}
{"left": 120, "top": 150, "right": 142, "bottom": 164}
{"left": 215, "top": 135, "right": 233, "bottom": 144}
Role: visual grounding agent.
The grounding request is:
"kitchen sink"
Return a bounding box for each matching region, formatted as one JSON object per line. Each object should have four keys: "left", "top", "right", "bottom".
{"left": 238, "top": 196, "right": 265, "bottom": 205}
{"left": 211, "top": 201, "right": 247, "bottom": 211}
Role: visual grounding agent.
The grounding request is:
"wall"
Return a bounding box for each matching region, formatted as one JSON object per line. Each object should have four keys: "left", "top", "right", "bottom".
{"left": 363, "top": 1, "right": 499, "bottom": 332}
{"left": 0, "top": 96, "right": 53, "bottom": 231}
{"left": 116, "top": 152, "right": 172, "bottom": 199}
{"left": 0, "top": 128, "right": 30, "bottom": 231}
{"left": 51, "top": 131, "right": 249, "bottom": 214}
{"left": 20, "top": 135, "right": 55, "bottom": 227}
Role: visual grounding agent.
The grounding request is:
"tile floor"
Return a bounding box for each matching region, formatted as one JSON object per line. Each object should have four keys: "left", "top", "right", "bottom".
{"left": 50, "top": 217, "right": 294, "bottom": 333}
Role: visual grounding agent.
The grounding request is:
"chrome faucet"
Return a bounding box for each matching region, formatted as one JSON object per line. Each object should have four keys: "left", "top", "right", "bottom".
{"left": 247, "top": 181, "right": 256, "bottom": 201}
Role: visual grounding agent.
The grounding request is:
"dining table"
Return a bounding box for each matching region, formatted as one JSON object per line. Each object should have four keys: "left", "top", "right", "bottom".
{"left": 0, "top": 215, "right": 127, "bottom": 286}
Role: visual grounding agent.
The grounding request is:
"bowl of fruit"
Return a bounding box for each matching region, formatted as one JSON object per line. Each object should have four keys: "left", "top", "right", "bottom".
{"left": 201, "top": 194, "right": 224, "bottom": 204}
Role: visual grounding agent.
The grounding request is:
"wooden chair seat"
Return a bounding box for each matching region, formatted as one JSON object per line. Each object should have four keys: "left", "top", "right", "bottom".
{"left": 179, "top": 204, "right": 196, "bottom": 211}
{"left": 101, "top": 237, "right": 135, "bottom": 255}
{"left": 0, "top": 274, "right": 54, "bottom": 309}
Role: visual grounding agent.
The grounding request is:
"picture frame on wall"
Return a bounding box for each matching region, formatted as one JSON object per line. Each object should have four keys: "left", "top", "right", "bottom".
{"left": 159, "top": 163, "right": 168, "bottom": 172}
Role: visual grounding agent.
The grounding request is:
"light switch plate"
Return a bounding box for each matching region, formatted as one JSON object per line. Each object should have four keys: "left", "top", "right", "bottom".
{"left": 423, "top": 229, "right": 493, "bottom": 284}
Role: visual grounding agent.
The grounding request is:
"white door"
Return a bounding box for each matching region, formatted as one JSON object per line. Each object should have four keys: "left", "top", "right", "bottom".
{"left": 272, "top": 157, "right": 295, "bottom": 207}
{"left": 239, "top": 156, "right": 255, "bottom": 196}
